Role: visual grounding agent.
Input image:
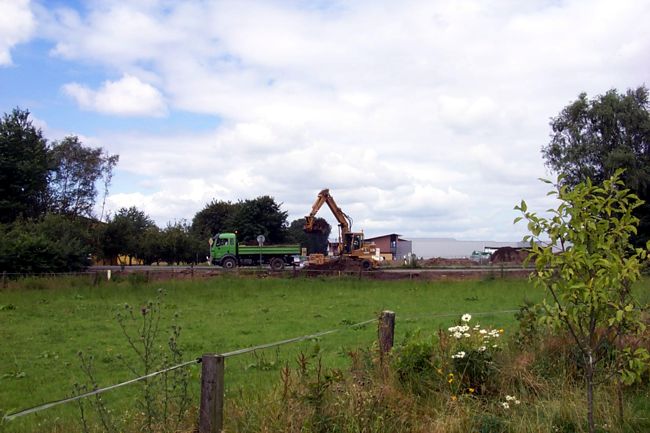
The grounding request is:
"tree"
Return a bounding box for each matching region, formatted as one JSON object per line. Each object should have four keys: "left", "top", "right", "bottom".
{"left": 47, "top": 135, "right": 118, "bottom": 218}
{"left": 229, "top": 196, "right": 289, "bottom": 243}
{"left": 0, "top": 108, "right": 49, "bottom": 223}
{"left": 0, "top": 108, "right": 119, "bottom": 223}
{"left": 287, "top": 217, "right": 331, "bottom": 254}
{"left": 192, "top": 196, "right": 290, "bottom": 244}
{"left": 515, "top": 171, "right": 649, "bottom": 433}
{"left": 159, "top": 221, "right": 194, "bottom": 265}
{"left": 191, "top": 199, "right": 238, "bottom": 240}
{"left": 542, "top": 86, "right": 650, "bottom": 246}
{"left": 98, "top": 207, "right": 156, "bottom": 264}
{"left": 141, "top": 226, "right": 163, "bottom": 265}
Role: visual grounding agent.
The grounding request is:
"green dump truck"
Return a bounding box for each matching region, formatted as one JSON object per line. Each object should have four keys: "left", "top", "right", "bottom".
{"left": 209, "top": 232, "right": 301, "bottom": 270}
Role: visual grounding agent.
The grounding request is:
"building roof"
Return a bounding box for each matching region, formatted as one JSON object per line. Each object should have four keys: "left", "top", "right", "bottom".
{"left": 365, "top": 233, "right": 405, "bottom": 241}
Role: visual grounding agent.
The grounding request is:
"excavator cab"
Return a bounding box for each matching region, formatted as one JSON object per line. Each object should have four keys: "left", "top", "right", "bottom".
{"left": 342, "top": 232, "right": 363, "bottom": 254}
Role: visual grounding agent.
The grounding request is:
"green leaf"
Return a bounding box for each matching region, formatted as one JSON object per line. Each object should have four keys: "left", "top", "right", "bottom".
{"left": 616, "top": 310, "right": 623, "bottom": 322}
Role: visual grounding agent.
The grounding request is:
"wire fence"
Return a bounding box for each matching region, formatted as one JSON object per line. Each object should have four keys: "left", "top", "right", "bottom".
{"left": 2, "top": 308, "right": 520, "bottom": 424}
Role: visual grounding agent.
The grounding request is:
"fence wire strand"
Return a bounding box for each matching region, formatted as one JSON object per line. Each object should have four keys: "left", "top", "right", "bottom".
{"left": 219, "top": 317, "right": 377, "bottom": 358}
{"left": 398, "top": 309, "right": 520, "bottom": 322}
{"left": 2, "top": 358, "right": 200, "bottom": 421}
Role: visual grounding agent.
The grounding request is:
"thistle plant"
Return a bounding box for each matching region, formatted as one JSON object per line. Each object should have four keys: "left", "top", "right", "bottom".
{"left": 114, "top": 288, "right": 191, "bottom": 433}
{"left": 74, "top": 288, "right": 191, "bottom": 433}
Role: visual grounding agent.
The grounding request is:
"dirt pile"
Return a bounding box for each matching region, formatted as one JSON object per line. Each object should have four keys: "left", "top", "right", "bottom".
{"left": 420, "top": 257, "right": 476, "bottom": 267}
{"left": 490, "top": 247, "right": 528, "bottom": 264}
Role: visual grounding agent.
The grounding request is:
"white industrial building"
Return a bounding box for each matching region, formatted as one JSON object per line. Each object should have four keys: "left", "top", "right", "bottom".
{"left": 409, "top": 238, "right": 527, "bottom": 259}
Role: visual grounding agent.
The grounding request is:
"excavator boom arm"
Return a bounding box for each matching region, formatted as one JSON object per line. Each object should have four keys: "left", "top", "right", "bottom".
{"left": 304, "top": 189, "right": 352, "bottom": 234}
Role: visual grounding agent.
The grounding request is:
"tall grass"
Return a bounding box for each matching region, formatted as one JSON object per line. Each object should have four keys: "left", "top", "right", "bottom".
{"left": 228, "top": 322, "right": 650, "bottom": 433}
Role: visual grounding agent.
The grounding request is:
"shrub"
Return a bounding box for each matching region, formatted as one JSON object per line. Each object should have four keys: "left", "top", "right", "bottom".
{"left": 392, "top": 331, "right": 439, "bottom": 393}
{"left": 0, "top": 214, "right": 92, "bottom": 274}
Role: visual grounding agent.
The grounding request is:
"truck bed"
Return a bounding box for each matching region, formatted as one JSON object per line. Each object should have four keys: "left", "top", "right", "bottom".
{"left": 238, "top": 244, "right": 301, "bottom": 255}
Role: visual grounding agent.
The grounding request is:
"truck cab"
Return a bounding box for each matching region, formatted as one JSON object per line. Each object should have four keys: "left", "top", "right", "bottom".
{"left": 209, "top": 233, "right": 238, "bottom": 268}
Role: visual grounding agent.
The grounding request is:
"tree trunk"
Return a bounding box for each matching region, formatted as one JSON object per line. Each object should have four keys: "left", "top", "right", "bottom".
{"left": 617, "top": 379, "right": 624, "bottom": 423}
{"left": 586, "top": 353, "right": 595, "bottom": 433}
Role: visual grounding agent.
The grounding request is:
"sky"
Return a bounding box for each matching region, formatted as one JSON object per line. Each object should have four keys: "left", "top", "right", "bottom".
{"left": 1, "top": 0, "right": 649, "bottom": 241}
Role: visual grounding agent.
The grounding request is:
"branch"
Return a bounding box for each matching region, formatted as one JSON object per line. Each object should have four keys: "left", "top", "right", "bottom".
{"left": 546, "top": 278, "right": 588, "bottom": 356}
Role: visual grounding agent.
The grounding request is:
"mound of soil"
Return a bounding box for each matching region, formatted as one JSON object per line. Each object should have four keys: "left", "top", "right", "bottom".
{"left": 421, "top": 257, "right": 476, "bottom": 267}
{"left": 305, "top": 258, "right": 363, "bottom": 274}
{"left": 490, "top": 247, "right": 528, "bottom": 264}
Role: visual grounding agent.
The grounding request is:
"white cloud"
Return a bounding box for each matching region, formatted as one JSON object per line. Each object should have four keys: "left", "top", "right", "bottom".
{"left": 62, "top": 74, "right": 167, "bottom": 117}
{"left": 0, "top": 0, "right": 34, "bottom": 65}
{"left": 34, "top": 0, "right": 650, "bottom": 239}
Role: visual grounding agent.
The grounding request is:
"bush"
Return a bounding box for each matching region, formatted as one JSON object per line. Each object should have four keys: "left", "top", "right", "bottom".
{"left": 0, "top": 214, "right": 92, "bottom": 273}
{"left": 392, "top": 331, "right": 439, "bottom": 393}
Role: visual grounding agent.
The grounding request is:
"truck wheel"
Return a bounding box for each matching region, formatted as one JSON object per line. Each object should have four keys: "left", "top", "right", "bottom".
{"left": 221, "top": 257, "right": 237, "bottom": 269}
{"left": 269, "top": 257, "right": 285, "bottom": 271}
{"left": 361, "top": 260, "right": 372, "bottom": 270}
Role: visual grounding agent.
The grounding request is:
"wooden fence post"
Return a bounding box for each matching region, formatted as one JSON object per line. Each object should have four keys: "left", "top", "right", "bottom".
{"left": 199, "top": 354, "right": 225, "bottom": 433}
{"left": 378, "top": 310, "right": 395, "bottom": 362}
{"left": 2, "top": 271, "right": 7, "bottom": 289}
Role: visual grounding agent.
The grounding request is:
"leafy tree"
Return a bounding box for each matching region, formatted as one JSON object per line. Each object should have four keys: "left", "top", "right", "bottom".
{"left": 515, "top": 171, "right": 649, "bottom": 433}
{"left": 229, "top": 196, "right": 289, "bottom": 243}
{"left": 192, "top": 196, "right": 290, "bottom": 244}
{"left": 0, "top": 108, "right": 49, "bottom": 223}
{"left": 542, "top": 86, "right": 650, "bottom": 246}
{"left": 287, "top": 217, "right": 331, "bottom": 254}
{"left": 158, "top": 221, "right": 195, "bottom": 265}
{"left": 98, "top": 207, "right": 156, "bottom": 264}
{"left": 0, "top": 108, "right": 119, "bottom": 223}
{"left": 141, "top": 226, "right": 164, "bottom": 265}
{"left": 191, "top": 200, "right": 238, "bottom": 240}
{"left": 96, "top": 217, "right": 128, "bottom": 264}
{"left": 47, "top": 135, "right": 118, "bottom": 218}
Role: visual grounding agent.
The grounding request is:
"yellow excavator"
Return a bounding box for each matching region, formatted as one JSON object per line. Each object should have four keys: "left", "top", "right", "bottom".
{"left": 304, "top": 189, "right": 382, "bottom": 269}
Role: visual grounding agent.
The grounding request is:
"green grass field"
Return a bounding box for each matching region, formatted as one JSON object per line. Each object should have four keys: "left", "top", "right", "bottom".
{"left": 1, "top": 274, "right": 648, "bottom": 432}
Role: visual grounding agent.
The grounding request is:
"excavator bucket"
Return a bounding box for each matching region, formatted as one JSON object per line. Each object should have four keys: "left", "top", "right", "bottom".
{"left": 304, "top": 218, "right": 330, "bottom": 233}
